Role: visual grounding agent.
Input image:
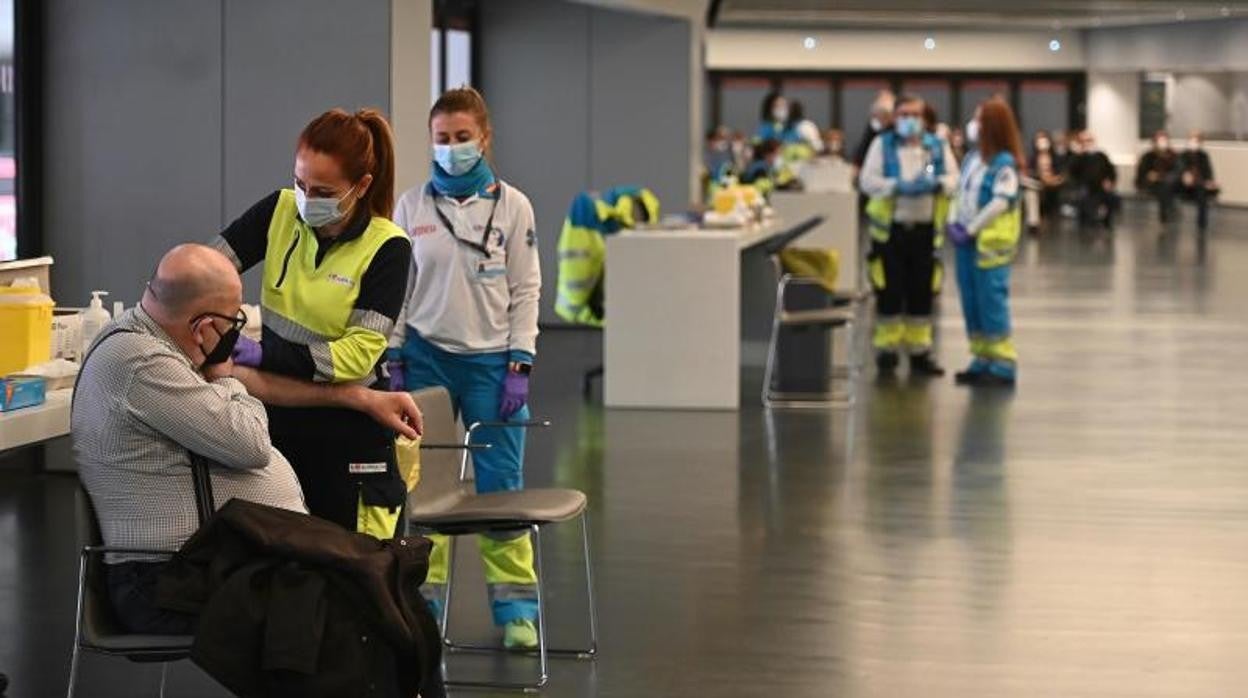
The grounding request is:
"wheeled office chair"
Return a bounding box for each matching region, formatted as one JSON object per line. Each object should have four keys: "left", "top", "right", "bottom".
{"left": 407, "top": 387, "right": 598, "bottom": 692}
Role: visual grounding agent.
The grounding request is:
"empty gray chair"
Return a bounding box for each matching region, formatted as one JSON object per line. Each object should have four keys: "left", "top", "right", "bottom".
{"left": 762, "top": 253, "right": 867, "bottom": 409}
{"left": 407, "top": 386, "right": 598, "bottom": 692}
{"left": 67, "top": 490, "right": 191, "bottom": 698}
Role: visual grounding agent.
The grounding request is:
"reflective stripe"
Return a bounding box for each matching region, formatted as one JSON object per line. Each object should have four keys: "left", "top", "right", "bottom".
{"left": 479, "top": 534, "right": 538, "bottom": 585}
{"left": 558, "top": 249, "right": 594, "bottom": 260}
{"left": 348, "top": 309, "right": 394, "bottom": 335}
{"left": 981, "top": 335, "right": 1018, "bottom": 363}
{"left": 488, "top": 582, "right": 538, "bottom": 602}
{"left": 309, "top": 341, "right": 334, "bottom": 382}
{"left": 902, "top": 320, "right": 933, "bottom": 351}
{"left": 209, "top": 235, "right": 243, "bottom": 272}
{"left": 873, "top": 318, "right": 905, "bottom": 350}
{"left": 262, "top": 305, "right": 332, "bottom": 344}
{"left": 356, "top": 496, "right": 400, "bottom": 539}
{"left": 562, "top": 279, "right": 596, "bottom": 291}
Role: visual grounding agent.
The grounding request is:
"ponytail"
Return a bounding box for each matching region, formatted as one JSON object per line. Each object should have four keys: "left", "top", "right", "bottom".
{"left": 298, "top": 107, "right": 397, "bottom": 219}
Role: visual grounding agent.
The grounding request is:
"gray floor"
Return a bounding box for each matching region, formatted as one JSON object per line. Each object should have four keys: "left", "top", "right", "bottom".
{"left": 3, "top": 200, "right": 1248, "bottom": 697}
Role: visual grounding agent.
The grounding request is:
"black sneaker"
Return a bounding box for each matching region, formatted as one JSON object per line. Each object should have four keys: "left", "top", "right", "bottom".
{"left": 973, "top": 372, "right": 1016, "bottom": 388}
{"left": 876, "top": 351, "right": 900, "bottom": 374}
{"left": 954, "top": 369, "right": 983, "bottom": 385}
{"left": 909, "top": 353, "right": 946, "bottom": 377}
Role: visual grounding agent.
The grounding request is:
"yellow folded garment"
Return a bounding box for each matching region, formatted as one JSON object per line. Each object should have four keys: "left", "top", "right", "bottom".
{"left": 395, "top": 435, "right": 422, "bottom": 493}
{"left": 779, "top": 247, "right": 840, "bottom": 294}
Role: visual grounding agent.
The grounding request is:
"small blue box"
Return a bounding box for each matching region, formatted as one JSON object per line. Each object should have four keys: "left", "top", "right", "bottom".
{"left": 0, "top": 375, "right": 47, "bottom": 412}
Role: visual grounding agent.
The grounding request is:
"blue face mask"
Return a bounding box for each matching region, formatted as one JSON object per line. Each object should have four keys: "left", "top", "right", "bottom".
{"left": 433, "top": 141, "right": 483, "bottom": 176}
{"left": 895, "top": 116, "right": 922, "bottom": 139}
{"left": 294, "top": 183, "right": 355, "bottom": 228}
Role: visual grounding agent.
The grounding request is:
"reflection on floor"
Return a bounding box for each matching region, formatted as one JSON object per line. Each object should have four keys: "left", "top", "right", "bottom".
{"left": 3, "top": 201, "right": 1248, "bottom": 697}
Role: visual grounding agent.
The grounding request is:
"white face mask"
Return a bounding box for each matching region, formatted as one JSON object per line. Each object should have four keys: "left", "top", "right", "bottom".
{"left": 870, "top": 117, "right": 883, "bottom": 131}
{"left": 433, "top": 140, "right": 484, "bottom": 176}
{"left": 295, "top": 182, "right": 355, "bottom": 228}
{"left": 1156, "top": 138, "right": 1170, "bottom": 150}
{"left": 1036, "top": 138, "right": 1051, "bottom": 151}
{"left": 965, "top": 119, "right": 980, "bottom": 144}
{"left": 772, "top": 106, "right": 789, "bottom": 123}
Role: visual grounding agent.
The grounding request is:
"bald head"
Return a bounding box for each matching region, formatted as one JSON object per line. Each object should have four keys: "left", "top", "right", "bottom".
{"left": 145, "top": 244, "right": 242, "bottom": 321}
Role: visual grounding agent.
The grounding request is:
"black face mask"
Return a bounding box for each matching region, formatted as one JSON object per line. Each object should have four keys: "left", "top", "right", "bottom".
{"left": 191, "top": 310, "right": 247, "bottom": 367}
{"left": 200, "top": 326, "right": 241, "bottom": 367}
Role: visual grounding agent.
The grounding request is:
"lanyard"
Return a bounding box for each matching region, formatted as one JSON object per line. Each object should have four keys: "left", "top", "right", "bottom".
{"left": 432, "top": 184, "right": 504, "bottom": 256}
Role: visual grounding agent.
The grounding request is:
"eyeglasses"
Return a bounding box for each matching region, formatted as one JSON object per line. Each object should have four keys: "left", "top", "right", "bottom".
{"left": 191, "top": 308, "right": 248, "bottom": 333}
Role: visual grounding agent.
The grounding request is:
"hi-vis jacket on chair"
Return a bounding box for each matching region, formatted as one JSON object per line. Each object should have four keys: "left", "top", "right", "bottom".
{"left": 950, "top": 150, "right": 1022, "bottom": 381}
{"left": 555, "top": 186, "right": 660, "bottom": 326}
{"left": 859, "top": 131, "right": 960, "bottom": 359}
{"left": 213, "top": 188, "right": 411, "bottom": 539}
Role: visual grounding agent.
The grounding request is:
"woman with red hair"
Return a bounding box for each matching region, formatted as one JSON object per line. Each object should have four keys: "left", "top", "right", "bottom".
{"left": 945, "top": 98, "right": 1024, "bottom": 387}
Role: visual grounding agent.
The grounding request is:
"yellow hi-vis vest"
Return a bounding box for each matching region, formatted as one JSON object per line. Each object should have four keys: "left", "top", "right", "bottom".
{"left": 950, "top": 151, "right": 1022, "bottom": 269}
{"left": 864, "top": 132, "right": 951, "bottom": 245}
{"left": 261, "top": 189, "right": 407, "bottom": 382}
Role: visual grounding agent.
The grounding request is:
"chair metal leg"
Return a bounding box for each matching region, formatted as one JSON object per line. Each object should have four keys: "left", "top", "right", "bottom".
{"left": 158, "top": 663, "right": 169, "bottom": 698}
{"left": 441, "top": 518, "right": 598, "bottom": 692}
{"left": 761, "top": 295, "right": 784, "bottom": 408}
{"left": 580, "top": 513, "right": 599, "bottom": 658}
{"left": 66, "top": 552, "right": 88, "bottom": 698}
{"left": 439, "top": 534, "right": 458, "bottom": 639}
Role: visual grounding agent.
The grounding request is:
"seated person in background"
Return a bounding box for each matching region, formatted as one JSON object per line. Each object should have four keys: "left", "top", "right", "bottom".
{"left": 1180, "top": 130, "right": 1220, "bottom": 232}
{"left": 73, "top": 244, "right": 421, "bottom": 635}
{"left": 1134, "top": 130, "right": 1181, "bottom": 223}
{"left": 741, "top": 138, "right": 798, "bottom": 192}
{"left": 1031, "top": 130, "right": 1065, "bottom": 219}
{"left": 704, "top": 125, "right": 735, "bottom": 182}
{"left": 823, "top": 128, "right": 846, "bottom": 160}
{"left": 1070, "top": 130, "right": 1118, "bottom": 228}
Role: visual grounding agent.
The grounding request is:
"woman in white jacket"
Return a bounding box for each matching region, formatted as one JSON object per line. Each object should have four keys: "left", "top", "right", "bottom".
{"left": 387, "top": 87, "right": 542, "bottom": 649}
{"left": 945, "top": 97, "right": 1024, "bottom": 387}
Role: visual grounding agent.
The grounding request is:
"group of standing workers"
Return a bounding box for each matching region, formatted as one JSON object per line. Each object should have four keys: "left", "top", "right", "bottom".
{"left": 858, "top": 93, "right": 1023, "bottom": 386}
{"left": 210, "top": 87, "right": 543, "bottom": 650}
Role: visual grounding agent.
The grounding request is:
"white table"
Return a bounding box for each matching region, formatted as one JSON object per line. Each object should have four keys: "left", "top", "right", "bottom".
{"left": 0, "top": 389, "right": 72, "bottom": 453}
{"left": 603, "top": 223, "right": 787, "bottom": 410}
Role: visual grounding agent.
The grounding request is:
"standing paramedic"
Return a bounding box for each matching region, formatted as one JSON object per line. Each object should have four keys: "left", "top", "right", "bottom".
{"left": 859, "top": 94, "right": 960, "bottom": 377}
{"left": 387, "top": 88, "right": 543, "bottom": 650}
{"left": 210, "top": 108, "right": 415, "bottom": 539}
{"left": 946, "top": 98, "right": 1024, "bottom": 387}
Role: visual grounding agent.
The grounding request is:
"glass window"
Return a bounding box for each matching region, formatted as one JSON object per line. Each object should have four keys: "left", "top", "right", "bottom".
{"left": 0, "top": 0, "right": 14, "bottom": 261}
{"left": 446, "top": 29, "right": 471, "bottom": 91}
{"left": 430, "top": 28, "right": 442, "bottom": 105}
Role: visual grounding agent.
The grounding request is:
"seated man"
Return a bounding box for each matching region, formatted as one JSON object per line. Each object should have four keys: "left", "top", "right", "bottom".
{"left": 1180, "top": 130, "right": 1220, "bottom": 232}
{"left": 73, "top": 244, "right": 421, "bottom": 635}
{"left": 1072, "top": 130, "right": 1119, "bottom": 228}
{"left": 1135, "top": 130, "right": 1181, "bottom": 223}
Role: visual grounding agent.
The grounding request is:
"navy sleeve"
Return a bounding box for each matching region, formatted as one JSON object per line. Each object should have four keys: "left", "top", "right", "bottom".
{"left": 259, "top": 326, "right": 316, "bottom": 380}
{"left": 217, "top": 191, "right": 281, "bottom": 273}
{"left": 355, "top": 237, "right": 412, "bottom": 321}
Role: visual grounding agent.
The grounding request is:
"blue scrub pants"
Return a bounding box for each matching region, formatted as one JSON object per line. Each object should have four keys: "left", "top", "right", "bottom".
{"left": 955, "top": 244, "right": 1017, "bottom": 379}
{"left": 401, "top": 334, "right": 538, "bottom": 626}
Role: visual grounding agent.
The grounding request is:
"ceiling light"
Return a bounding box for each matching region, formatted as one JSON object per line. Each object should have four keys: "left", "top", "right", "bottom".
{"left": 923, "top": 37, "right": 936, "bottom": 50}
{"left": 1092, "top": 17, "right": 1103, "bottom": 27}
{"left": 1176, "top": 9, "right": 1186, "bottom": 20}
{"left": 1221, "top": 6, "right": 1231, "bottom": 16}
{"left": 1049, "top": 39, "right": 1062, "bottom": 52}
{"left": 803, "top": 36, "right": 817, "bottom": 50}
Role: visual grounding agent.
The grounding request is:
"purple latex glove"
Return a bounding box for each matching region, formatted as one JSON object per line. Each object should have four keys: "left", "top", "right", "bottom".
{"left": 231, "top": 335, "right": 263, "bottom": 368}
{"left": 946, "top": 222, "right": 973, "bottom": 247}
{"left": 499, "top": 370, "right": 530, "bottom": 420}
{"left": 387, "top": 360, "right": 406, "bottom": 392}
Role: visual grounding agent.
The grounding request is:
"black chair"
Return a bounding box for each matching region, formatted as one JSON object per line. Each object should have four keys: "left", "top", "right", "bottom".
{"left": 66, "top": 490, "right": 192, "bottom": 698}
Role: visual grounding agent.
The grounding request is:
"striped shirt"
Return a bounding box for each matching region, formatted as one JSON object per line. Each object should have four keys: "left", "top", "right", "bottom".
{"left": 72, "top": 305, "right": 306, "bottom": 563}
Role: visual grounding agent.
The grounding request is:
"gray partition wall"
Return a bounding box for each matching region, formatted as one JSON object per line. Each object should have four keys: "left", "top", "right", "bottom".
{"left": 44, "top": 0, "right": 394, "bottom": 305}
{"left": 479, "top": 0, "right": 694, "bottom": 322}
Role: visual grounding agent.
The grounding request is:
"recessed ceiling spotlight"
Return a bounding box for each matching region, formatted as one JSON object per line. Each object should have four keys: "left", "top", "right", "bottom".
{"left": 803, "top": 36, "right": 817, "bottom": 50}
{"left": 1176, "top": 9, "right": 1186, "bottom": 20}
{"left": 1221, "top": 6, "right": 1231, "bottom": 16}
{"left": 1049, "top": 39, "right": 1062, "bottom": 52}
{"left": 924, "top": 37, "right": 936, "bottom": 50}
{"left": 1092, "top": 17, "right": 1104, "bottom": 27}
